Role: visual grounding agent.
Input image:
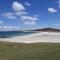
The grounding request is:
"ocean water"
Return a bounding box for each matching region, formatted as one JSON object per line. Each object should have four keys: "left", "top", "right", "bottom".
{"left": 0, "top": 31, "right": 35, "bottom": 38}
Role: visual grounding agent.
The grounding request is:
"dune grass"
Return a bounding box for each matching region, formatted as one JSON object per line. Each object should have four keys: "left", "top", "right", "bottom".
{"left": 0, "top": 42, "right": 60, "bottom": 60}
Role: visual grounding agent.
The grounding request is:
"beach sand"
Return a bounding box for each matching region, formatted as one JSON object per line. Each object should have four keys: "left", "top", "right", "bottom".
{"left": 0, "top": 32, "right": 60, "bottom": 43}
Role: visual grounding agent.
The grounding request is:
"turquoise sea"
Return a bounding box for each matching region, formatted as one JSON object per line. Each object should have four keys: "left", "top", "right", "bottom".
{"left": 0, "top": 31, "right": 35, "bottom": 38}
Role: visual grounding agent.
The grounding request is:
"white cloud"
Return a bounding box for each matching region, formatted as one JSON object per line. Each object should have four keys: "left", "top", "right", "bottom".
{"left": 3, "top": 13, "right": 16, "bottom": 19}
{"left": 2, "top": 1, "right": 38, "bottom": 25}
{"left": 24, "top": 21, "right": 36, "bottom": 25}
{"left": 33, "top": 15, "right": 39, "bottom": 17}
{"left": 15, "top": 11, "right": 27, "bottom": 16}
{"left": 12, "top": 2, "right": 25, "bottom": 11}
{"left": 13, "top": 26, "right": 20, "bottom": 29}
{"left": 25, "top": 2, "right": 31, "bottom": 7}
{"left": 0, "top": 26, "right": 2, "bottom": 29}
{"left": 59, "top": 4, "right": 60, "bottom": 8}
{"left": 48, "top": 8, "right": 57, "bottom": 13}
{"left": 3, "top": 26, "right": 8, "bottom": 29}
{"left": 8, "top": 26, "right": 12, "bottom": 29}
{"left": 0, "top": 25, "right": 20, "bottom": 31}
{"left": 54, "top": 24, "right": 60, "bottom": 26}
{"left": 58, "top": 0, "right": 60, "bottom": 4}
{"left": 0, "top": 25, "right": 12, "bottom": 29}
{"left": 21, "top": 16, "right": 38, "bottom": 21}
{"left": 21, "top": 16, "right": 38, "bottom": 24}
{"left": 1, "top": 25, "right": 13, "bottom": 31}
{"left": 0, "top": 21, "right": 3, "bottom": 24}
{"left": 58, "top": 0, "right": 60, "bottom": 8}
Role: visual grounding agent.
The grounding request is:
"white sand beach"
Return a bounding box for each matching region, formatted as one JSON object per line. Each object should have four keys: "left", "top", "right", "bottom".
{"left": 0, "top": 32, "right": 60, "bottom": 43}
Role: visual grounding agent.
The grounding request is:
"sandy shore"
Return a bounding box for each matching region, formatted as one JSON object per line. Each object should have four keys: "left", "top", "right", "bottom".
{"left": 0, "top": 32, "right": 60, "bottom": 43}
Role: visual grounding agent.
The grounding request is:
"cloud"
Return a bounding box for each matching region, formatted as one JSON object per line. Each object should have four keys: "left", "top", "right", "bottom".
{"left": 21, "top": 16, "right": 38, "bottom": 24}
{"left": 2, "top": 1, "right": 38, "bottom": 25}
{"left": 48, "top": 8, "right": 57, "bottom": 13}
{"left": 24, "top": 21, "right": 36, "bottom": 24}
{"left": 59, "top": 5, "right": 60, "bottom": 8}
{"left": 13, "top": 26, "right": 20, "bottom": 29}
{"left": 3, "top": 13, "right": 16, "bottom": 19}
{"left": 25, "top": 2, "right": 31, "bottom": 7}
{"left": 0, "top": 25, "right": 20, "bottom": 31}
{"left": 58, "top": 0, "right": 60, "bottom": 8}
{"left": 15, "top": 11, "right": 27, "bottom": 16}
{"left": 7, "top": 26, "right": 12, "bottom": 29}
{"left": 54, "top": 24, "right": 60, "bottom": 26}
{"left": 21, "top": 16, "right": 38, "bottom": 21}
{"left": 0, "top": 25, "right": 12, "bottom": 29}
{"left": 0, "top": 21, "right": 3, "bottom": 24}
{"left": 5, "top": 26, "right": 19, "bottom": 29}
{"left": 12, "top": 2, "right": 25, "bottom": 11}
{"left": 33, "top": 15, "right": 39, "bottom": 17}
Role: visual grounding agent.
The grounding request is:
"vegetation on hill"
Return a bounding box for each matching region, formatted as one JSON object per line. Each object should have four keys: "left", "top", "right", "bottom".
{"left": 30, "top": 28, "right": 60, "bottom": 32}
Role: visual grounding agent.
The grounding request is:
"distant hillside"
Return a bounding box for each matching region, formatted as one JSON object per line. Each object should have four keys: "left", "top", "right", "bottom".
{"left": 29, "top": 28, "right": 60, "bottom": 32}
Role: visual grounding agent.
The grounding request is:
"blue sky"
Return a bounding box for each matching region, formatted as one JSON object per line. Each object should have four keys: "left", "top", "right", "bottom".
{"left": 0, "top": 0, "right": 60, "bottom": 30}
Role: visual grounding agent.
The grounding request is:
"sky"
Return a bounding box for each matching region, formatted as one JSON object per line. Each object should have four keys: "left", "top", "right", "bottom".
{"left": 0, "top": 0, "right": 60, "bottom": 30}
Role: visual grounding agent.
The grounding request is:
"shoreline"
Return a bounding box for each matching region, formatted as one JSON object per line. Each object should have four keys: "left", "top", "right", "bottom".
{"left": 0, "top": 32, "right": 60, "bottom": 43}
